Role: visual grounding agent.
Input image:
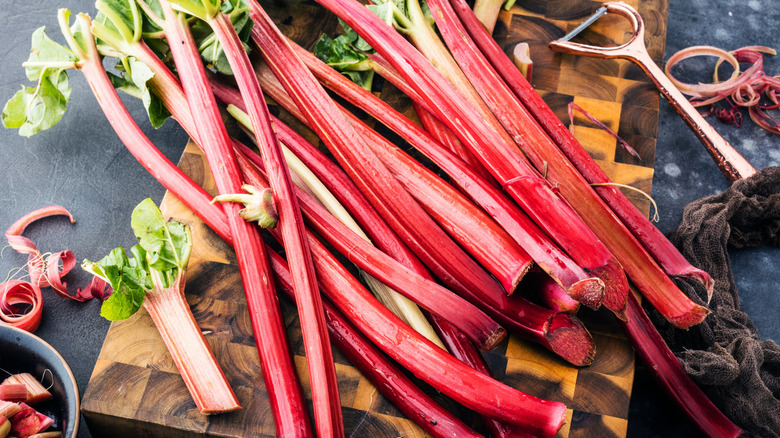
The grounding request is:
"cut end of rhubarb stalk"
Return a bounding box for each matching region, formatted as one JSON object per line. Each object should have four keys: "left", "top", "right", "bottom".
{"left": 589, "top": 259, "right": 629, "bottom": 321}
{"left": 545, "top": 313, "right": 596, "bottom": 367}
{"left": 505, "top": 260, "right": 534, "bottom": 295}
{"left": 512, "top": 42, "right": 533, "bottom": 82}
{"left": 480, "top": 326, "right": 508, "bottom": 352}
{"left": 667, "top": 304, "right": 711, "bottom": 330}
{"left": 673, "top": 269, "right": 716, "bottom": 304}
{"left": 567, "top": 277, "right": 605, "bottom": 310}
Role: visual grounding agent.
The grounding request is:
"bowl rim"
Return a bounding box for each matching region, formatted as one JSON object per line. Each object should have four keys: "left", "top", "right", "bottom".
{"left": 0, "top": 324, "right": 81, "bottom": 438}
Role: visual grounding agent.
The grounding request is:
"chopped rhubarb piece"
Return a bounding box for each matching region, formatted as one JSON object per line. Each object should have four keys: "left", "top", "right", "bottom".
{"left": 0, "top": 401, "right": 21, "bottom": 419}
{"left": 0, "top": 416, "right": 10, "bottom": 438}
{"left": 0, "top": 385, "right": 27, "bottom": 403}
{"left": 1, "top": 375, "right": 51, "bottom": 406}
{"left": 10, "top": 403, "right": 54, "bottom": 438}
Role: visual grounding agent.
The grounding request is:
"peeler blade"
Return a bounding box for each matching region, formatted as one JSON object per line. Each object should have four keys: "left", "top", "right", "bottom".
{"left": 558, "top": 6, "right": 608, "bottom": 42}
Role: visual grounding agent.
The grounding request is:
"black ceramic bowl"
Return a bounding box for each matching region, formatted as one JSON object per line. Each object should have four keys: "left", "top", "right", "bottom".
{"left": 0, "top": 324, "right": 79, "bottom": 437}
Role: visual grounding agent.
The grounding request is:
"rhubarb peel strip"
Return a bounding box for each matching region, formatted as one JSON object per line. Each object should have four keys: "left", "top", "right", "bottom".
{"left": 0, "top": 280, "right": 43, "bottom": 332}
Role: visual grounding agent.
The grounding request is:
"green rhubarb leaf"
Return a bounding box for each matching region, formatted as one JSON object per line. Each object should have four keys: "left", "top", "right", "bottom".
{"left": 313, "top": 20, "right": 377, "bottom": 90}
{"left": 82, "top": 199, "right": 192, "bottom": 320}
{"left": 2, "top": 26, "right": 77, "bottom": 137}
{"left": 110, "top": 57, "right": 171, "bottom": 128}
{"left": 23, "top": 27, "right": 79, "bottom": 82}
{"left": 2, "top": 71, "right": 72, "bottom": 137}
{"left": 83, "top": 246, "right": 149, "bottom": 321}
{"left": 189, "top": 0, "right": 252, "bottom": 75}
{"left": 130, "top": 198, "right": 191, "bottom": 285}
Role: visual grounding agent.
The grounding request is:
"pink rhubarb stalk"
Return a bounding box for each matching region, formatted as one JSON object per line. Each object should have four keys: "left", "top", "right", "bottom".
{"left": 73, "top": 11, "right": 308, "bottom": 432}
{"left": 194, "top": 5, "right": 343, "bottom": 434}
{"left": 443, "top": 0, "right": 711, "bottom": 328}
{"left": 247, "top": 0, "right": 518, "bottom": 324}
{"left": 142, "top": 268, "right": 241, "bottom": 414}
{"left": 286, "top": 42, "right": 605, "bottom": 307}
{"left": 267, "top": 250, "right": 482, "bottom": 438}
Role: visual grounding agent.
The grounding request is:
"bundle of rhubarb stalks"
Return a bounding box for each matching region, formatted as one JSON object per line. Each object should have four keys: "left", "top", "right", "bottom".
{"left": 1, "top": 0, "right": 746, "bottom": 436}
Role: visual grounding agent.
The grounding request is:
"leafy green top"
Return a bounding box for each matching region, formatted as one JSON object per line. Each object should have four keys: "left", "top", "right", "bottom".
{"left": 2, "top": 1, "right": 255, "bottom": 137}
{"left": 82, "top": 198, "right": 192, "bottom": 321}
{"left": 2, "top": 26, "right": 78, "bottom": 137}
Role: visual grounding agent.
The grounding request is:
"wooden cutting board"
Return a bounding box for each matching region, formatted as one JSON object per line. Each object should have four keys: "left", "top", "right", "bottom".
{"left": 81, "top": 0, "right": 668, "bottom": 436}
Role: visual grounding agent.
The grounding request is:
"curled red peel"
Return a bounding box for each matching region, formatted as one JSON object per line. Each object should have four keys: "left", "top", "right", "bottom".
{"left": 0, "top": 280, "right": 43, "bottom": 332}
{"left": 666, "top": 45, "right": 780, "bottom": 135}
{"left": 1, "top": 206, "right": 111, "bottom": 332}
{"left": 5, "top": 206, "right": 74, "bottom": 255}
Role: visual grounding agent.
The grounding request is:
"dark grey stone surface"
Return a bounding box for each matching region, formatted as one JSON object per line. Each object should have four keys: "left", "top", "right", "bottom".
{"left": 0, "top": 1, "right": 776, "bottom": 437}
{"left": 630, "top": 1, "right": 778, "bottom": 436}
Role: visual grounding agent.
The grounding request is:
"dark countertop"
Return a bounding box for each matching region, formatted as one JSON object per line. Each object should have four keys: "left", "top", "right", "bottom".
{"left": 0, "top": 1, "right": 777, "bottom": 437}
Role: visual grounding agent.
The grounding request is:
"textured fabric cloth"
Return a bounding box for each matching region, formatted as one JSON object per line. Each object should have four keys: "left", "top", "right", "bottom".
{"left": 655, "top": 166, "right": 780, "bottom": 437}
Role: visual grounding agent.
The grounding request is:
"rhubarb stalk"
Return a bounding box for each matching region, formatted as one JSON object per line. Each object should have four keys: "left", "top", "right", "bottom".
{"left": 163, "top": 2, "right": 343, "bottom": 433}
{"left": 312, "top": 0, "right": 628, "bottom": 316}
{"left": 247, "top": 0, "right": 521, "bottom": 327}
{"left": 82, "top": 199, "right": 240, "bottom": 414}
{"left": 287, "top": 41, "right": 605, "bottom": 306}
{"left": 445, "top": 0, "right": 712, "bottom": 327}
{"left": 621, "top": 293, "right": 744, "bottom": 437}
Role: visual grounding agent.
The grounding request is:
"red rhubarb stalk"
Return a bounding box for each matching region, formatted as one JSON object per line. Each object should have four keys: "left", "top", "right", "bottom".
{"left": 411, "top": 101, "right": 495, "bottom": 184}
{"left": 266, "top": 250, "right": 482, "bottom": 438}
{"left": 247, "top": 1, "right": 517, "bottom": 323}
{"left": 181, "top": 3, "right": 342, "bottom": 433}
{"left": 274, "top": 225, "right": 567, "bottom": 436}
{"left": 621, "top": 293, "right": 744, "bottom": 437}
{"left": 311, "top": 0, "right": 627, "bottom": 315}
{"left": 229, "top": 144, "right": 506, "bottom": 351}
{"left": 444, "top": 0, "right": 711, "bottom": 327}
{"left": 389, "top": 0, "right": 628, "bottom": 315}
{"left": 219, "top": 75, "right": 532, "bottom": 294}
{"left": 68, "top": 11, "right": 309, "bottom": 433}
{"left": 286, "top": 42, "right": 605, "bottom": 307}
{"left": 225, "top": 98, "right": 592, "bottom": 364}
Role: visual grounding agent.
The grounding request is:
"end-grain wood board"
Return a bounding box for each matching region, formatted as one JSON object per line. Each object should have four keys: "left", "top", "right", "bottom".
{"left": 81, "top": 0, "right": 668, "bottom": 436}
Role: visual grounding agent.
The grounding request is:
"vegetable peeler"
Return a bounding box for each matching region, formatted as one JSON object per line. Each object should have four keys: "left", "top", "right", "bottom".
{"left": 549, "top": 1, "right": 756, "bottom": 183}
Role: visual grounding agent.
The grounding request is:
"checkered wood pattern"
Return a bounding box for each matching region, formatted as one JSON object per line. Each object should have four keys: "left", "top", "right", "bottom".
{"left": 81, "top": 0, "right": 668, "bottom": 436}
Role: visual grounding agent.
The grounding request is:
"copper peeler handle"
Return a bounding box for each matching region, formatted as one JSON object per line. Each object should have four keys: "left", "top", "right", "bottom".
{"left": 549, "top": 2, "right": 756, "bottom": 183}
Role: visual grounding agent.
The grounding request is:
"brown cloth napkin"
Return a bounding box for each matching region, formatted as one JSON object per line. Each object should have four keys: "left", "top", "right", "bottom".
{"left": 650, "top": 166, "right": 780, "bottom": 437}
